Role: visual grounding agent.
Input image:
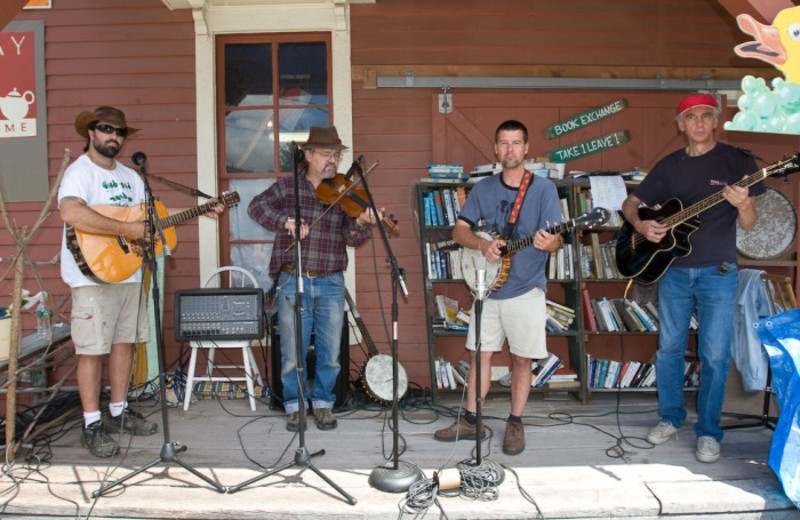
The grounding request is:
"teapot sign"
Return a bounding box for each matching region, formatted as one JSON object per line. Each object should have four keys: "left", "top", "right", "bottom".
{"left": 0, "top": 31, "right": 37, "bottom": 139}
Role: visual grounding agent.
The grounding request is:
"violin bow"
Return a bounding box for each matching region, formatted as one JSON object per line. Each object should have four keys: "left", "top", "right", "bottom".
{"left": 285, "top": 160, "right": 379, "bottom": 251}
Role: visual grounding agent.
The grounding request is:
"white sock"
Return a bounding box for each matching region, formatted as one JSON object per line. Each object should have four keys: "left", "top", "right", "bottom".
{"left": 84, "top": 410, "right": 101, "bottom": 428}
{"left": 109, "top": 401, "right": 127, "bottom": 418}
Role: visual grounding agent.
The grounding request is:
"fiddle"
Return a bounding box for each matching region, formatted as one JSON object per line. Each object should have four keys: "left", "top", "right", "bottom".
{"left": 315, "top": 171, "right": 399, "bottom": 236}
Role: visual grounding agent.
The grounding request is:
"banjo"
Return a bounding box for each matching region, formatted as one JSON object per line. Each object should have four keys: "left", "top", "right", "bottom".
{"left": 461, "top": 207, "right": 610, "bottom": 294}
{"left": 345, "top": 290, "right": 408, "bottom": 404}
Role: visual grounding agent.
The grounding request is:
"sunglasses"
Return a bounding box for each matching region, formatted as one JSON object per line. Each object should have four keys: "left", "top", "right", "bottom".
{"left": 92, "top": 124, "right": 128, "bottom": 137}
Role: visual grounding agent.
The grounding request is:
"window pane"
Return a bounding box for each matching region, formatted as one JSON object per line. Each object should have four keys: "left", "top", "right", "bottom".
{"left": 228, "top": 178, "right": 275, "bottom": 241}
{"left": 225, "top": 43, "right": 272, "bottom": 107}
{"left": 225, "top": 109, "right": 275, "bottom": 174}
{"left": 231, "top": 244, "right": 274, "bottom": 290}
{"left": 278, "top": 42, "right": 327, "bottom": 105}
{"left": 277, "top": 107, "right": 329, "bottom": 172}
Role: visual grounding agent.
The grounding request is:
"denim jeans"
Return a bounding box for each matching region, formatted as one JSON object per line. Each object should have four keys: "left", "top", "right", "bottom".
{"left": 656, "top": 264, "right": 738, "bottom": 441}
{"left": 276, "top": 271, "right": 345, "bottom": 414}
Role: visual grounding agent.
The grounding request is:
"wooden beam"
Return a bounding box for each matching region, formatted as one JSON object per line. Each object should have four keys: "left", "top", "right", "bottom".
{"left": 0, "top": 0, "right": 31, "bottom": 32}
{"left": 716, "top": 0, "right": 794, "bottom": 24}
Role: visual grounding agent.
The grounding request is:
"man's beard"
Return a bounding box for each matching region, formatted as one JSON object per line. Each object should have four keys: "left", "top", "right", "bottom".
{"left": 502, "top": 156, "right": 522, "bottom": 169}
{"left": 320, "top": 165, "right": 337, "bottom": 179}
{"left": 93, "top": 139, "right": 120, "bottom": 159}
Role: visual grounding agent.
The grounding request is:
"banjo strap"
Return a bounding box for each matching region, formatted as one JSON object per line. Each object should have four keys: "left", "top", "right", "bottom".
{"left": 504, "top": 171, "right": 533, "bottom": 239}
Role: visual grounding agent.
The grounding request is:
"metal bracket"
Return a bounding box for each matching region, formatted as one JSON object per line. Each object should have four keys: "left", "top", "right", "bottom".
{"left": 438, "top": 87, "right": 453, "bottom": 114}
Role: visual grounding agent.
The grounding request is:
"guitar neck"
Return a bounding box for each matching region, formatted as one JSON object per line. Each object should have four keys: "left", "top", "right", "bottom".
{"left": 661, "top": 157, "right": 793, "bottom": 228}
{"left": 345, "top": 289, "right": 379, "bottom": 356}
{"left": 158, "top": 200, "right": 219, "bottom": 230}
{"left": 505, "top": 220, "right": 575, "bottom": 254}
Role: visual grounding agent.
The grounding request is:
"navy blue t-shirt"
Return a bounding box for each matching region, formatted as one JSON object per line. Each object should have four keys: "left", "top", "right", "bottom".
{"left": 632, "top": 143, "right": 764, "bottom": 268}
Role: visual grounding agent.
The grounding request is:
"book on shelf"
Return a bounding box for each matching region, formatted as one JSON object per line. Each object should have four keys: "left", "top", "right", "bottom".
{"left": 582, "top": 288, "right": 597, "bottom": 332}
{"left": 532, "top": 353, "right": 563, "bottom": 387}
{"left": 434, "top": 294, "right": 459, "bottom": 324}
{"left": 420, "top": 177, "right": 465, "bottom": 184}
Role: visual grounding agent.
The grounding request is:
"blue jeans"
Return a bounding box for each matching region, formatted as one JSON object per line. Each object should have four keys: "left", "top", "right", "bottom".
{"left": 276, "top": 271, "right": 345, "bottom": 414}
{"left": 656, "top": 264, "right": 738, "bottom": 441}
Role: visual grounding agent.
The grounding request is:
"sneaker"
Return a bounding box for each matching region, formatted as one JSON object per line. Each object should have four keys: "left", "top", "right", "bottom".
{"left": 313, "top": 408, "right": 338, "bottom": 431}
{"left": 434, "top": 416, "right": 486, "bottom": 442}
{"left": 647, "top": 421, "right": 678, "bottom": 445}
{"left": 502, "top": 421, "right": 525, "bottom": 455}
{"left": 696, "top": 436, "right": 720, "bottom": 463}
{"left": 103, "top": 408, "right": 158, "bottom": 436}
{"left": 286, "top": 411, "right": 307, "bottom": 432}
{"left": 81, "top": 420, "right": 119, "bottom": 458}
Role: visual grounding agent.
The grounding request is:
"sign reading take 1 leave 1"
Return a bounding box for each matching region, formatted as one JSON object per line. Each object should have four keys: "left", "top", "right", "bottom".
{"left": 545, "top": 99, "right": 628, "bottom": 139}
{"left": 547, "top": 130, "right": 630, "bottom": 163}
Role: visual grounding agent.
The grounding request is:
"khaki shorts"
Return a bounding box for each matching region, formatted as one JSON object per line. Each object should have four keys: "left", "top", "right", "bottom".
{"left": 466, "top": 287, "right": 547, "bottom": 360}
{"left": 71, "top": 284, "right": 148, "bottom": 355}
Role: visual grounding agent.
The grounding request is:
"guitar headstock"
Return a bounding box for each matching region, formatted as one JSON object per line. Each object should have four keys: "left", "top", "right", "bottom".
{"left": 220, "top": 191, "right": 240, "bottom": 208}
{"left": 577, "top": 207, "right": 611, "bottom": 229}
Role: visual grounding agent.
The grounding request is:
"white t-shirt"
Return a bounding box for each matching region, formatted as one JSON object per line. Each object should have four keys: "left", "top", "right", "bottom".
{"left": 58, "top": 154, "right": 146, "bottom": 287}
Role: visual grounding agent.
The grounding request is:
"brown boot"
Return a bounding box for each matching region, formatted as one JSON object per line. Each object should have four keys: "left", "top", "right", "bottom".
{"left": 502, "top": 421, "right": 525, "bottom": 455}
{"left": 434, "top": 416, "right": 486, "bottom": 442}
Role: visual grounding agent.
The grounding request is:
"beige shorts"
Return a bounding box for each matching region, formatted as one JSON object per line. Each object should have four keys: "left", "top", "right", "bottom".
{"left": 466, "top": 287, "right": 547, "bottom": 360}
{"left": 70, "top": 284, "right": 148, "bottom": 355}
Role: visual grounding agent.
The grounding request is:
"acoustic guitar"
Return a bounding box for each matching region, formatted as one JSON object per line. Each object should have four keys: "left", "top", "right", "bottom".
{"left": 615, "top": 154, "right": 800, "bottom": 284}
{"left": 344, "top": 289, "right": 408, "bottom": 404}
{"left": 461, "top": 207, "right": 610, "bottom": 294}
{"left": 66, "top": 192, "right": 240, "bottom": 283}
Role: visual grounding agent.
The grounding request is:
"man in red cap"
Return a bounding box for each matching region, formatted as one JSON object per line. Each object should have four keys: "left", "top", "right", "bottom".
{"left": 621, "top": 93, "right": 765, "bottom": 463}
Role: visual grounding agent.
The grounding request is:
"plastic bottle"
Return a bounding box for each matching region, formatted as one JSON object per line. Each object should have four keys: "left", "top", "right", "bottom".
{"left": 35, "top": 293, "right": 52, "bottom": 341}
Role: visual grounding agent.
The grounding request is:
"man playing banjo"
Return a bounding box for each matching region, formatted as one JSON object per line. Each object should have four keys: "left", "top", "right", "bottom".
{"left": 433, "top": 120, "right": 563, "bottom": 456}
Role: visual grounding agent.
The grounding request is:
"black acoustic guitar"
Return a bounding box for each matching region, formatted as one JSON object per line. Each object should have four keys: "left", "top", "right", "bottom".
{"left": 615, "top": 154, "right": 800, "bottom": 285}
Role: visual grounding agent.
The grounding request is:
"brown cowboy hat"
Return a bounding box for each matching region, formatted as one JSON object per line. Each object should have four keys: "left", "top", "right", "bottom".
{"left": 302, "top": 126, "right": 348, "bottom": 150}
{"left": 74, "top": 106, "right": 140, "bottom": 138}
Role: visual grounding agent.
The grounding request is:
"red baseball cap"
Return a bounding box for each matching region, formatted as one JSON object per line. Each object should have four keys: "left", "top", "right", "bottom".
{"left": 677, "top": 94, "right": 718, "bottom": 115}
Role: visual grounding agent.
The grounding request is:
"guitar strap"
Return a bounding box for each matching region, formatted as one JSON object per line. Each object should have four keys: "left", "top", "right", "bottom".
{"left": 503, "top": 171, "right": 533, "bottom": 239}
{"left": 146, "top": 173, "right": 214, "bottom": 199}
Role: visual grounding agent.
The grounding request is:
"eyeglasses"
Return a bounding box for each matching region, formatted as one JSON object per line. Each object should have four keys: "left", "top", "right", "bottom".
{"left": 92, "top": 124, "right": 128, "bottom": 137}
{"left": 315, "top": 150, "right": 342, "bottom": 162}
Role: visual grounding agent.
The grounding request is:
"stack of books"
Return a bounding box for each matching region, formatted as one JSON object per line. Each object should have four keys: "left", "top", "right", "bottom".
{"left": 545, "top": 300, "right": 575, "bottom": 332}
{"left": 432, "top": 294, "right": 469, "bottom": 331}
{"left": 468, "top": 162, "right": 501, "bottom": 183}
{"left": 423, "top": 163, "right": 468, "bottom": 183}
{"left": 532, "top": 353, "right": 564, "bottom": 387}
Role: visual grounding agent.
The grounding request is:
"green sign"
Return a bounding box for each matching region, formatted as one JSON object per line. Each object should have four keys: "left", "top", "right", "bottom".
{"left": 545, "top": 99, "right": 628, "bottom": 140}
{"left": 547, "top": 130, "right": 630, "bottom": 163}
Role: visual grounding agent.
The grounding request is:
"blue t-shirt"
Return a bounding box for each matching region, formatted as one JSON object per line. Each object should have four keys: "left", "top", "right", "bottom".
{"left": 632, "top": 143, "right": 764, "bottom": 268}
{"left": 458, "top": 173, "right": 562, "bottom": 299}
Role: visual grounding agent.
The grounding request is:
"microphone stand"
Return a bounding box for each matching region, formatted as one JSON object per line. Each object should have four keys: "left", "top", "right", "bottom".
{"left": 456, "top": 266, "right": 505, "bottom": 484}
{"left": 93, "top": 156, "right": 225, "bottom": 497}
{"left": 228, "top": 144, "right": 356, "bottom": 505}
{"left": 358, "top": 157, "right": 424, "bottom": 493}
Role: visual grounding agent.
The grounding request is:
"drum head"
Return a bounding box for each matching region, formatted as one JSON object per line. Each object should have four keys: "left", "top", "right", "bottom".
{"left": 736, "top": 187, "right": 797, "bottom": 260}
{"left": 363, "top": 354, "right": 408, "bottom": 403}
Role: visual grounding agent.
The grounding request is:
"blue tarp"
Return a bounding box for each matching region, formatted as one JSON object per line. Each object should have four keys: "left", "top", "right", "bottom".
{"left": 754, "top": 308, "right": 800, "bottom": 508}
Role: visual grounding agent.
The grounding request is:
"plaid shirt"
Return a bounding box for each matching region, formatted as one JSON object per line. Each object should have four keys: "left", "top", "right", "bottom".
{"left": 247, "top": 174, "right": 372, "bottom": 279}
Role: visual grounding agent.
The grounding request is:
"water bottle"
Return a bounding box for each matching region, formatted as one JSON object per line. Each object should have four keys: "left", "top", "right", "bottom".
{"left": 36, "top": 295, "right": 52, "bottom": 341}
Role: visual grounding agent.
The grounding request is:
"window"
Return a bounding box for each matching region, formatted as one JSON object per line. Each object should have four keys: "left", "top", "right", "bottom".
{"left": 217, "top": 33, "right": 332, "bottom": 288}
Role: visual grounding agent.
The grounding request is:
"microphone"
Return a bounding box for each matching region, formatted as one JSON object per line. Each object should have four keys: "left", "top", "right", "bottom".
{"left": 344, "top": 155, "right": 364, "bottom": 180}
{"left": 292, "top": 142, "right": 305, "bottom": 164}
{"left": 131, "top": 151, "right": 147, "bottom": 167}
{"left": 476, "top": 267, "right": 487, "bottom": 301}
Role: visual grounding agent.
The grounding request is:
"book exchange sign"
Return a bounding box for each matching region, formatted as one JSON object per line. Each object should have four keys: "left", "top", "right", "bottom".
{"left": 544, "top": 99, "right": 629, "bottom": 163}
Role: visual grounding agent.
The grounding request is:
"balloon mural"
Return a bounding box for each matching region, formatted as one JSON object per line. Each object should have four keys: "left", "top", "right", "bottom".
{"left": 725, "top": 6, "right": 800, "bottom": 135}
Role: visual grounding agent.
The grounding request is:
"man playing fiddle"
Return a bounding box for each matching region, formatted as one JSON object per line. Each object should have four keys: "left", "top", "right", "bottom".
{"left": 248, "top": 126, "right": 383, "bottom": 432}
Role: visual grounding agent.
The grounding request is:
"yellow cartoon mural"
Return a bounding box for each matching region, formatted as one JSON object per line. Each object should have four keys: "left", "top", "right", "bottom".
{"left": 725, "top": 6, "right": 800, "bottom": 134}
